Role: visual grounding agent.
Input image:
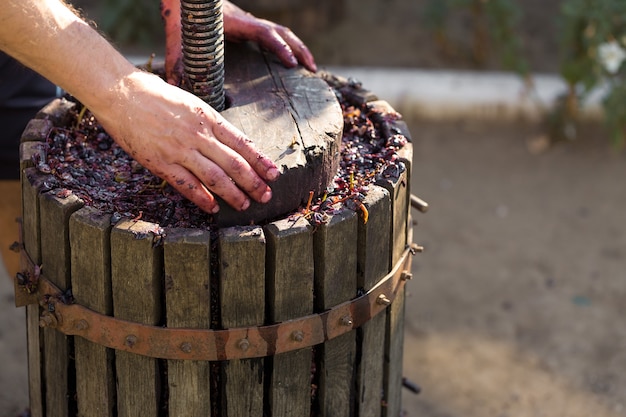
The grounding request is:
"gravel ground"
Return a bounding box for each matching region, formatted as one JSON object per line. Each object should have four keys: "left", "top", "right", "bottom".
{"left": 402, "top": 118, "right": 626, "bottom": 417}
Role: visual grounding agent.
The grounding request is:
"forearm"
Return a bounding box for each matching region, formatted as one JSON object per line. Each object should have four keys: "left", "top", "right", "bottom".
{"left": 0, "top": 0, "right": 280, "bottom": 214}
{"left": 0, "top": 0, "right": 139, "bottom": 114}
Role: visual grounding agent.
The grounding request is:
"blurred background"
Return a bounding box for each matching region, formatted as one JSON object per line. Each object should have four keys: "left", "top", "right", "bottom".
{"left": 72, "top": 0, "right": 562, "bottom": 71}
{"left": 79, "top": 1, "right": 626, "bottom": 416}
{"left": 3, "top": 1, "right": 626, "bottom": 416}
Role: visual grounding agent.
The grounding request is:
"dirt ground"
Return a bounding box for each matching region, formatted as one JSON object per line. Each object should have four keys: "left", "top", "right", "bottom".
{"left": 402, "top": 119, "right": 626, "bottom": 416}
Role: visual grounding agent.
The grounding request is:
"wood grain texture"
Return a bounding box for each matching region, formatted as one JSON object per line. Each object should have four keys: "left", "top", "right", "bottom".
{"left": 20, "top": 118, "right": 54, "bottom": 143}
{"left": 367, "top": 102, "right": 412, "bottom": 417}
{"left": 164, "top": 228, "right": 212, "bottom": 417}
{"left": 381, "top": 141, "right": 412, "bottom": 417}
{"left": 34, "top": 97, "right": 76, "bottom": 126}
{"left": 356, "top": 186, "right": 392, "bottom": 417}
{"left": 365, "top": 99, "right": 413, "bottom": 417}
{"left": 264, "top": 216, "right": 314, "bottom": 416}
{"left": 20, "top": 168, "right": 43, "bottom": 417}
{"left": 384, "top": 287, "right": 406, "bottom": 417}
{"left": 215, "top": 42, "right": 342, "bottom": 226}
{"left": 219, "top": 226, "right": 266, "bottom": 417}
{"left": 313, "top": 209, "right": 358, "bottom": 417}
{"left": 39, "top": 190, "right": 83, "bottom": 417}
{"left": 111, "top": 219, "right": 163, "bottom": 417}
{"left": 70, "top": 206, "right": 115, "bottom": 417}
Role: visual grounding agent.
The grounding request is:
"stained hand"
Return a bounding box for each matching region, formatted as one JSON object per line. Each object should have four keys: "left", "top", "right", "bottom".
{"left": 223, "top": 1, "right": 317, "bottom": 73}
{"left": 160, "top": 0, "right": 317, "bottom": 85}
{"left": 0, "top": 0, "right": 280, "bottom": 215}
{"left": 94, "top": 70, "right": 279, "bottom": 214}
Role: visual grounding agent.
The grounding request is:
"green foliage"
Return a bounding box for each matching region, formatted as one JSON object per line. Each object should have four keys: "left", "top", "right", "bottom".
{"left": 425, "top": 0, "right": 626, "bottom": 146}
{"left": 559, "top": 0, "right": 626, "bottom": 145}
{"left": 603, "top": 82, "right": 626, "bottom": 144}
{"left": 99, "top": 0, "right": 164, "bottom": 47}
{"left": 424, "top": 0, "right": 528, "bottom": 76}
{"left": 482, "top": 0, "right": 528, "bottom": 76}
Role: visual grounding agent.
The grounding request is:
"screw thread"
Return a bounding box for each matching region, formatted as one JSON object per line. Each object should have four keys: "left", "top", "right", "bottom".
{"left": 181, "top": 0, "right": 225, "bottom": 111}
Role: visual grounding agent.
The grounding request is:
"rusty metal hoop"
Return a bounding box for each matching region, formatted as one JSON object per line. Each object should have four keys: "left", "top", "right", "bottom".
{"left": 14, "top": 242, "right": 419, "bottom": 361}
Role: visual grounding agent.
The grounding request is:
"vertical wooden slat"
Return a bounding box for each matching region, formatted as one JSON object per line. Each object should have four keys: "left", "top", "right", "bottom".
{"left": 164, "top": 228, "right": 212, "bottom": 417}
{"left": 314, "top": 209, "right": 358, "bottom": 417}
{"left": 20, "top": 168, "right": 43, "bottom": 417}
{"left": 20, "top": 119, "right": 54, "bottom": 143}
{"left": 357, "top": 185, "right": 392, "bottom": 417}
{"left": 397, "top": 142, "right": 414, "bottom": 234}
{"left": 366, "top": 99, "right": 414, "bottom": 417}
{"left": 70, "top": 206, "right": 115, "bottom": 417}
{"left": 39, "top": 190, "right": 84, "bottom": 417}
{"left": 34, "top": 98, "right": 76, "bottom": 126}
{"left": 384, "top": 290, "right": 406, "bottom": 417}
{"left": 381, "top": 141, "right": 413, "bottom": 417}
{"left": 111, "top": 219, "right": 163, "bottom": 417}
{"left": 219, "top": 226, "right": 266, "bottom": 417}
{"left": 265, "top": 217, "right": 314, "bottom": 417}
{"left": 376, "top": 166, "right": 409, "bottom": 267}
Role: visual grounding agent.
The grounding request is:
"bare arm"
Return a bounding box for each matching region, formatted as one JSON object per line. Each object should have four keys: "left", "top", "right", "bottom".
{"left": 0, "top": 0, "right": 279, "bottom": 214}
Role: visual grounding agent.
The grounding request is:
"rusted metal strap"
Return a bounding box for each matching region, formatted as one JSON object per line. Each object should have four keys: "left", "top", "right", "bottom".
{"left": 14, "top": 243, "right": 419, "bottom": 361}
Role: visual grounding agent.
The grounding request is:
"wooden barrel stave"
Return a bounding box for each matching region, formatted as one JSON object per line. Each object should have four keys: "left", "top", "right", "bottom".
{"left": 111, "top": 219, "right": 164, "bottom": 417}
{"left": 164, "top": 228, "right": 212, "bottom": 417}
{"left": 218, "top": 226, "right": 266, "bottom": 417}
{"left": 356, "top": 186, "right": 392, "bottom": 417}
{"left": 313, "top": 209, "right": 358, "bottom": 417}
{"left": 16, "top": 64, "right": 414, "bottom": 417}
{"left": 264, "top": 216, "right": 315, "bottom": 416}
{"left": 70, "top": 206, "right": 115, "bottom": 417}
{"left": 20, "top": 167, "right": 44, "bottom": 417}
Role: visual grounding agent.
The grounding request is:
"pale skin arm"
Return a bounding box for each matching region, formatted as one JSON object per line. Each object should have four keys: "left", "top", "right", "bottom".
{"left": 161, "top": 0, "right": 317, "bottom": 85}
{"left": 0, "top": 0, "right": 280, "bottom": 214}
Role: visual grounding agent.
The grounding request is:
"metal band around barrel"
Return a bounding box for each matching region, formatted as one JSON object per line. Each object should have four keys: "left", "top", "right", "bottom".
{"left": 14, "top": 243, "right": 418, "bottom": 361}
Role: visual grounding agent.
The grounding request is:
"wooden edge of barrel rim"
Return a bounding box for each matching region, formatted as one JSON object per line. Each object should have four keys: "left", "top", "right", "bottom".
{"left": 111, "top": 218, "right": 164, "bottom": 417}
{"left": 313, "top": 208, "right": 358, "bottom": 417}
{"left": 264, "top": 215, "right": 315, "bottom": 416}
{"left": 355, "top": 184, "right": 391, "bottom": 417}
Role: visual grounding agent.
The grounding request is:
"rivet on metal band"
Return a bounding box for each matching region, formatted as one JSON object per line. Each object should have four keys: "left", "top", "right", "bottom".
{"left": 16, "top": 242, "right": 417, "bottom": 361}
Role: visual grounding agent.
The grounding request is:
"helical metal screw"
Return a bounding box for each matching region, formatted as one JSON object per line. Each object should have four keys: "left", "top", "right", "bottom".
{"left": 181, "top": 0, "right": 226, "bottom": 111}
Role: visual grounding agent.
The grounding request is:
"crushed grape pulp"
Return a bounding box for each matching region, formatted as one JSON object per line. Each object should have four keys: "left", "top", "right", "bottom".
{"left": 35, "top": 76, "right": 408, "bottom": 229}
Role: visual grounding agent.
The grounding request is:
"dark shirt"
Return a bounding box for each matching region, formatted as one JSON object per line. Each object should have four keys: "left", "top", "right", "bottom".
{"left": 0, "top": 52, "right": 57, "bottom": 179}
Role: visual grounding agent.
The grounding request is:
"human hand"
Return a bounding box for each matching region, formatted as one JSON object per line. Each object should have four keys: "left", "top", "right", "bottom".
{"left": 161, "top": 0, "right": 317, "bottom": 85}
{"left": 93, "top": 70, "right": 280, "bottom": 214}
{"left": 222, "top": 1, "right": 317, "bottom": 73}
{"left": 1, "top": 0, "right": 278, "bottom": 214}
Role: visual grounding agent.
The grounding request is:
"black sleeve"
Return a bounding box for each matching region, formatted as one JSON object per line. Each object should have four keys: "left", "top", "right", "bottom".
{"left": 0, "top": 52, "right": 58, "bottom": 180}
